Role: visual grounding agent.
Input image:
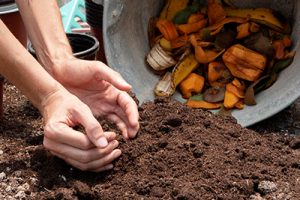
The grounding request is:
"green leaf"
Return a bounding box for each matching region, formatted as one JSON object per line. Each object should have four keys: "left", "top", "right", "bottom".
{"left": 199, "top": 28, "right": 215, "bottom": 42}
{"left": 172, "top": 1, "right": 202, "bottom": 24}
{"left": 245, "top": 75, "right": 269, "bottom": 105}
{"left": 189, "top": 93, "right": 204, "bottom": 101}
{"left": 264, "top": 57, "right": 294, "bottom": 89}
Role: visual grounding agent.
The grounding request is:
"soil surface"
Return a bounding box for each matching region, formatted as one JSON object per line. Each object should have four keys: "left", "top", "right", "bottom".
{"left": 0, "top": 81, "right": 299, "bottom": 200}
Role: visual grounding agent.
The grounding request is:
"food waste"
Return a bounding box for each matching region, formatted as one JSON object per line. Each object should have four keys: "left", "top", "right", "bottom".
{"left": 146, "top": 0, "right": 296, "bottom": 112}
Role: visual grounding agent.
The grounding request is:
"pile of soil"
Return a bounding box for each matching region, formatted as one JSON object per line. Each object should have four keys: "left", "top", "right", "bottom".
{"left": 0, "top": 81, "right": 299, "bottom": 200}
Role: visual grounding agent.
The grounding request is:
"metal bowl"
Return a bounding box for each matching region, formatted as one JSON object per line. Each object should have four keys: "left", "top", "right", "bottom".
{"left": 103, "top": 0, "right": 300, "bottom": 127}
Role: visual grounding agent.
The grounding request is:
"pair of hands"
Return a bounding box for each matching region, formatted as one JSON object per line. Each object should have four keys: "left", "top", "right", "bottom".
{"left": 41, "top": 58, "right": 139, "bottom": 172}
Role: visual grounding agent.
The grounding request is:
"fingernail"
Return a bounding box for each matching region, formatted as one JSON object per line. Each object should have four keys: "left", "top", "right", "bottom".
{"left": 121, "top": 78, "right": 131, "bottom": 87}
{"left": 107, "top": 164, "right": 114, "bottom": 170}
{"left": 96, "top": 137, "right": 108, "bottom": 148}
{"left": 114, "top": 150, "right": 122, "bottom": 157}
{"left": 111, "top": 140, "right": 118, "bottom": 145}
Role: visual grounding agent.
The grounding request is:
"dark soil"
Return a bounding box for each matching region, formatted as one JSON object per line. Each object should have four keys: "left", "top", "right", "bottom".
{"left": 0, "top": 81, "right": 299, "bottom": 200}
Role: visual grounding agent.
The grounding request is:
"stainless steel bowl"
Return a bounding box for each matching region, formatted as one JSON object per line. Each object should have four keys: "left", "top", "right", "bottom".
{"left": 103, "top": 0, "right": 299, "bottom": 127}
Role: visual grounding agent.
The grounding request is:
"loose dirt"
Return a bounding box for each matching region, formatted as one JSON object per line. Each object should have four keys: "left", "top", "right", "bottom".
{"left": 0, "top": 81, "right": 299, "bottom": 200}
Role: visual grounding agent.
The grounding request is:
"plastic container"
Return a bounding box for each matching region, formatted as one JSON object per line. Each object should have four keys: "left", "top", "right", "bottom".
{"left": 29, "top": 33, "right": 99, "bottom": 60}
{"left": 60, "top": 0, "right": 86, "bottom": 33}
{"left": 103, "top": 0, "right": 300, "bottom": 127}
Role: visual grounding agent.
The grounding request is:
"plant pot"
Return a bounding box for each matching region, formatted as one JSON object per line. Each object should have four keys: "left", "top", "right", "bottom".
{"left": 85, "top": 0, "right": 106, "bottom": 62}
{"left": 28, "top": 33, "right": 99, "bottom": 60}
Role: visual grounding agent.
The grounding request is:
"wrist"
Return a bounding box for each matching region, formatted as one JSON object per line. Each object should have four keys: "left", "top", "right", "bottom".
{"left": 39, "top": 83, "right": 68, "bottom": 119}
{"left": 35, "top": 41, "right": 74, "bottom": 76}
{"left": 15, "top": 0, "right": 74, "bottom": 74}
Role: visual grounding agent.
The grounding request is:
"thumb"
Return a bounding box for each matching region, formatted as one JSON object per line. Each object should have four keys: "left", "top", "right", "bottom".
{"left": 76, "top": 106, "right": 108, "bottom": 148}
{"left": 95, "top": 62, "right": 132, "bottom": 91}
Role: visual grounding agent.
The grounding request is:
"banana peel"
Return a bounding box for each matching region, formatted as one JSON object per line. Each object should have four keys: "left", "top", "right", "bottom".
{"left": 172, "top": 53, "right": 199, "bottom": 87}
{"left": 225, "top": 7, "right": 286, "bottom": 33}
{"left": 154, "top": 52, "right": 199, "bottom": 97}
{"left": 154, "top": 72, "right": 175, "bottom": 97}
{"left": 146, "top": 43, "right": 177, "bottom": 71}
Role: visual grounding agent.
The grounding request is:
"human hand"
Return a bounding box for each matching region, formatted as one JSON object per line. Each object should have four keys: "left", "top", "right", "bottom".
{"left": 51, "top": 58, "right": 140, "bottom": 139}
{"left": 41, "top": 87, "right": 122, "bottom": 172}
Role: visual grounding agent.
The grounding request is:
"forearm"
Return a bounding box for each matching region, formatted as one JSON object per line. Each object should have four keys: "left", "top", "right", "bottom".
{"left": 15, "top": 0, "right": 73, "bottom": 75}
{"left": 0, "top": 20, "right": 63, "bottom": 112}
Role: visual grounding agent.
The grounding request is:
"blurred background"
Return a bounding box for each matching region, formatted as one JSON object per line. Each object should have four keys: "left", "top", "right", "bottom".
{"left": 57, "top": 0, "right": 72, "bottom": 7}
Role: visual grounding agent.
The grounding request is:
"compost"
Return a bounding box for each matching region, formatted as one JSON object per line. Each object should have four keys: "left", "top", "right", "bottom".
{"left": 0, "top": 81, "right": 299, "bottom": 200}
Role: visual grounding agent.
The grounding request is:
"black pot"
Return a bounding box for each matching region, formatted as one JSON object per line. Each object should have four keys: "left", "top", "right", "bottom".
{"left": 85, "top": 0, "right": 103, "bottom": 29}
{"left": 0, "top": 1, "right": 15, "bottom": 7}
{"left": 28, "top": 33, "right": 99, "bottom": 60}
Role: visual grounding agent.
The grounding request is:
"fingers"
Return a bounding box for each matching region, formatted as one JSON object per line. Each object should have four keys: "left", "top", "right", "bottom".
{"left": 44, "top": 122, "right": 94, "bottom": 150}
{"left": 44, "top": 121, "right": 117, "bottom": 150}
{"left": 117, "top": 92, "right": 139, "bottom": 127}
{"left": 65, "top": 149, "right": 122, "bottom": 172}
{"left": 73, "top": 105, "right": 109, "bottom": 148}
{"left": 50, "top": 145, "right": 122, "bottom": 172}
{"left": 107, "top": 111, "right": 140, "bottom": 140}
{"left": 103, "top": 132, "right": 117, "bottom": 142}
{"left": 106, "top": 114, "right": 129, "bottom": 139}
{"left": 93, "top": 62, "right": 132, "bottom": 91}
{"left": 44, "top": 137, "right": 120, "bottom": 163}
{"left": 116, "top": 92, "right": 140, "bottom": 138}
{"left": 44, "top": 118, "right": 120, "bottom": 172}
{"left": 45, "top": 133, "right": 122, "bottom": 172}
{"left": 102, "top": 91, "right": 139, "bottom": 139}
